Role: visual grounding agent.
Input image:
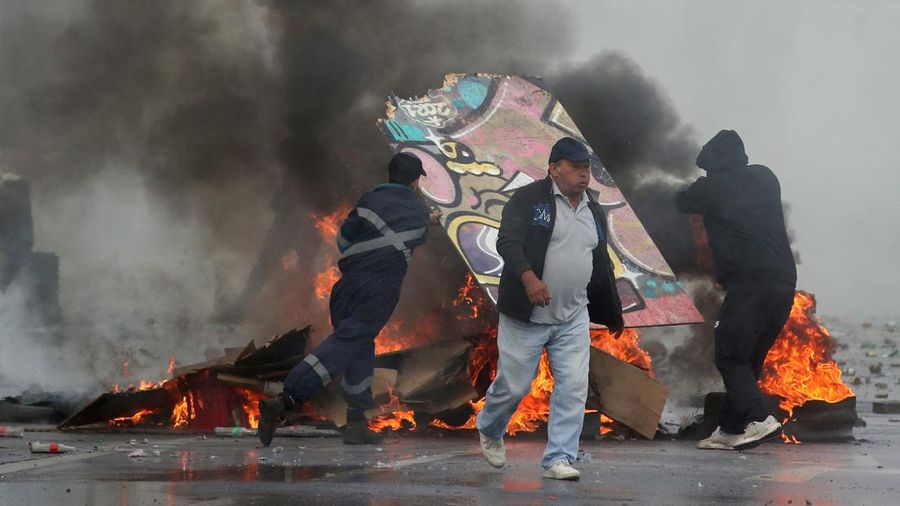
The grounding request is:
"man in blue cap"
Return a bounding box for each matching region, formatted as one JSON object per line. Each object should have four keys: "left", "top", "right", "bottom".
{"left": 476, "top": 137, "right": 624, "bottom": 480}
{"left": 677, "top": 129, "right": 796, "bottom": 451}
{"left": 258, "top": 152, "right": 441, "bottom": 447}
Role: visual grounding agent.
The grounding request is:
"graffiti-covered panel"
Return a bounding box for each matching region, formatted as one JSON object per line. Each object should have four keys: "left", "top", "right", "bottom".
{"left": 378, "top": 74, "right": 702, "bottom": 327}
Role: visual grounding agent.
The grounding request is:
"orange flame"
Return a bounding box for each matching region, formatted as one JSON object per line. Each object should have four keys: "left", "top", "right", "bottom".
{"left": 451, "top": 273, "right": 486, "bottom": 320}
{"left": 236, "top": 388, "right": 265, "bottom": 429}
{"left": 758, "top": 291, "right": 854, "bottom": 440}
{"left": 431, "top": 326, "right": 654, "bottom": 435}
{"left": 310, "top": 206, "right": 352, "bottom": 301}
{"left": 314, "top": 266, "right": 341, "bottom": 299}
{"left": 368, "top": 388, "right": 417, "bottom": 432}
{"left": 172, "top": 393, "right": 197, "bottom": 429}
{"left": 110, "top": 409, "right": 158, "bottom": 427}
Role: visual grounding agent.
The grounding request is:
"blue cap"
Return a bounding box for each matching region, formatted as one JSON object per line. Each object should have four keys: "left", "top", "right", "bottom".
{"left": 548, "top": 137, "right": 592, "bottom": 163}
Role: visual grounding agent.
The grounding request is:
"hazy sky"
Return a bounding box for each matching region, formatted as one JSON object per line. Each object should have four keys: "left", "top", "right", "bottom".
{"left": 559, "top": 0, "right": 900, "bottom": 320}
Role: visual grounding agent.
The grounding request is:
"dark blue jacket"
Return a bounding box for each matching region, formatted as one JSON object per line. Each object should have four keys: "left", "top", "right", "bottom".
{"left": 336, "top": 184, "right": 430, "bottom": 278}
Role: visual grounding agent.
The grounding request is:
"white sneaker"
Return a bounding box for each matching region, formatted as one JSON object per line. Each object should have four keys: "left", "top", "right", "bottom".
{"left": 732, "top": 416, "right": 783, "bottom": 450}
{"left": 543, "top": 461, "right": 580, "bottom": 481}
{"left": 479, "top": 431, "right": 506, "bottom": 468}
{"left": 697, "top": 427, "right": 738, "bottom": 450}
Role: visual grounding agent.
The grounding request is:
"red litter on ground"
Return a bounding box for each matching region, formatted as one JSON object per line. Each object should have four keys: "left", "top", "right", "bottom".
{"left": 0, "top": 426, "right": 25, "bottom": 438}
{"left": 29, "top": 442, "right": 77, "bottom": 454}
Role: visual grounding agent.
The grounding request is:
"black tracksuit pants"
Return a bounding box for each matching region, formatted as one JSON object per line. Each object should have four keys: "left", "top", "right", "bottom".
{"left": 715, "top": 280, "right": 795, "bottom": 434}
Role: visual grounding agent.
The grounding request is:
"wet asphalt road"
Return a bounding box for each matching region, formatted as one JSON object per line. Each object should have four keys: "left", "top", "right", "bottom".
{"left": 0, "top": 408, "right": 898, "bottom": 506}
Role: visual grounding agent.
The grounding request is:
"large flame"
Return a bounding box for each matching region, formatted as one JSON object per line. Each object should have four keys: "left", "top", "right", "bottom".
{"left": 431, "top": 325, "right": 654, "bottom": 435}
{"left": 311, "top": 206, "right": 352, "bottom": 300}
{"left": 109, "top": 368, "right": 265, "bottom": 431}
{"left": 758, "top": 291, "right": 854, "bottom": 435}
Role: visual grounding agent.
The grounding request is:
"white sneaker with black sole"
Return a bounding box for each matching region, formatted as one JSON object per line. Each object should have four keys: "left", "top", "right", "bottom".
{"left": 479, "top": 431, "right": 506, "bottom": 468}
{"left": 732, "top": 415, "right": 782, "bottom": 450}
{"left": 697, "top": 427, "right": 738, "bottom": 450}
{"left": 543, "top": 461, "right": 580, "bottom": 481}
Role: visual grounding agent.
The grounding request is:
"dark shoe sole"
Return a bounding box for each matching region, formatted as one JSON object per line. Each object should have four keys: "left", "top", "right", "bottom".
{"left": 258, "top": 399, "right": 280, "bottom": 447}
{"left": 733, "top": 426, "right": 782, "bottom": 451}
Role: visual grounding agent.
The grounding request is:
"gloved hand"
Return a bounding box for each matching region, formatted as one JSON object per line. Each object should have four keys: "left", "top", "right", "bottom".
{"left": 608, "top": 315, "right": 625, "bottom": 339}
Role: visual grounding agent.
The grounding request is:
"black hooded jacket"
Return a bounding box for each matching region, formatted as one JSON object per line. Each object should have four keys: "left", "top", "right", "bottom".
{"left": 676, "top": 130, "right": 797, "bottom": 288}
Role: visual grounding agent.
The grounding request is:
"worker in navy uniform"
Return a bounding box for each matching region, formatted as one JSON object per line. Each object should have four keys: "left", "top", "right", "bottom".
{"left": 258, "top": 153, "right": 441, "bottom": 446}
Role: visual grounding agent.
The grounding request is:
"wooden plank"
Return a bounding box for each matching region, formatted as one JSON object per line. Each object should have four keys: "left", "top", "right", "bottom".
{"left": 394, "top": 340, "right": 471, "bottom": 398}
{"left": 588, "top": 348, "right": 668, "bottom": 439}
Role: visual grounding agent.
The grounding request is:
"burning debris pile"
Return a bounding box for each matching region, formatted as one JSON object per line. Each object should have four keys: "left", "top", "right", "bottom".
{"left": 759, "top": 291, "right": 857, "bottom": 442}
{"left": 56, "top": 266, "right": 666, "bottom": 440}
{"left": 59, "top": 329, "right": 309, "bottom": 431}
{"left": 683, "top": 291, "right": 857, "bottom": 443}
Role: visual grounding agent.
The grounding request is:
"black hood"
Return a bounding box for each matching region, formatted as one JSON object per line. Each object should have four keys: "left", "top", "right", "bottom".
{"left": 696, "top": 129, "right": 748, "bottom": 172}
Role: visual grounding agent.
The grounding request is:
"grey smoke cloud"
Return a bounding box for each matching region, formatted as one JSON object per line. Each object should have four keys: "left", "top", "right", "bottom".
{"left": 5, "top": 0, "right": 877, "bottom": 403}
{"left": 561, "top": 0, "right": 900, "bottom": 322}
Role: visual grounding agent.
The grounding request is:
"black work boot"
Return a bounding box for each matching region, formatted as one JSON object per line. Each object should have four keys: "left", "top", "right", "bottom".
{"left": 257, "top": 396, "right": 287, "bottom": 447}
{"left": 343, "top": 419, "right": 384, "bottom": 445}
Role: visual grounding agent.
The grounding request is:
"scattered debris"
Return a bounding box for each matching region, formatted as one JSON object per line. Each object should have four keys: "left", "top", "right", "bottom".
{"left": 0, "top": 426, "right": 24, "bottom": 438}
{"left": 59, "top": 328, "right": 310, "bottom": 430}
{"left": 29, "top": 442, "right": 77, "bottom": 454}
{"left": 875, "top": 383, "right": 888, "bottom": 389}
{"left": 271, "top": 446, "right": 284, "bottom": 453}
{"left": 128, "top": 449, "right": 147, "bottom": 458}
{"left": 875, "top": 393, "right": 889, "bottom": 399}
{"left": 869, "top": 363, "right": 883, "bottom": 374}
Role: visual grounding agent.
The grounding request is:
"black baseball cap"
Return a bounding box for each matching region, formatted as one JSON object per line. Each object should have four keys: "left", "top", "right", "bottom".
{"left": 548, "top": 137, "right": 592, "bottom": 163}
{"left": 388, "top": 152, "right": 427, "bottom": 185}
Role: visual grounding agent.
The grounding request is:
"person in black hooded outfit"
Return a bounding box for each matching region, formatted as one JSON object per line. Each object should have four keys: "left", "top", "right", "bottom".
{"left": 676, "top": 130, "right": 797, "bottom": 451}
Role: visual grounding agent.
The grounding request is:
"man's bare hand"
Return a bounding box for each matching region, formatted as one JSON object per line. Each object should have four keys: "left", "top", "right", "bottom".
{"left": 521, "top": 270, "right": 551, "bottom": 307}
{"left": 429, "top": 209, "right": 443, "bottom": 226}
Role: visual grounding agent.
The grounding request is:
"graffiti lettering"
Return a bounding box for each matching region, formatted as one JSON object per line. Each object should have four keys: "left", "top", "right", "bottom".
{"left": 398, "top": 96, "right": 457, "bottom": 128}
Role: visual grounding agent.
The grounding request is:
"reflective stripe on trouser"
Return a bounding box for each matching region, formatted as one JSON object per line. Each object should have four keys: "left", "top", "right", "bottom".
{"left": 476, "top": 307, "right": 590, "bottom": 470}
{"left": 282, "top": 273, "right": 401, "bottom": 412}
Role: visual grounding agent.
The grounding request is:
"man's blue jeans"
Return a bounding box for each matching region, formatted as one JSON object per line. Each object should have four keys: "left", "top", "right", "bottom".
{"left": 476, "top": 307, "right": 590, "bottom": 469}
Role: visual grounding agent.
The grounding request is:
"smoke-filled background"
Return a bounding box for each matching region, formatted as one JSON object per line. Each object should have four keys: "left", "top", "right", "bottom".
{"left": 0, "top": 0, "right": 896, "bottom": 402}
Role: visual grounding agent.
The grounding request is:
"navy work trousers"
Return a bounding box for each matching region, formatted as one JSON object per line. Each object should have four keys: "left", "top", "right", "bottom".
{"left": 283, "top": 272, "right": 402, "bottom": 420}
